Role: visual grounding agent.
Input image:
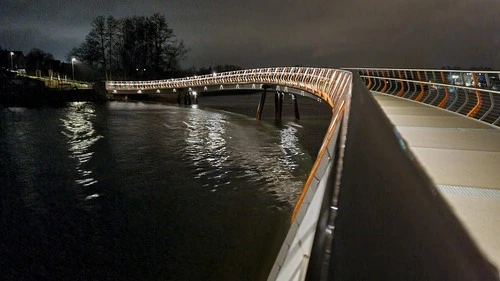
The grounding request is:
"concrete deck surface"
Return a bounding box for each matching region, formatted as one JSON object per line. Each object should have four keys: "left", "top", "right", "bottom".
{"left": 373, "top": 92, "right": 500, "bottom": 268}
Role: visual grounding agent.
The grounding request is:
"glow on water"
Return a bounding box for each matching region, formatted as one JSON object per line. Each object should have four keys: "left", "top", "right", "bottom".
{"left": 182, "top": 107, "right": 311, "bottom": 204}
{"left": 60, "top": 102, "right": 102, "bottom": 188}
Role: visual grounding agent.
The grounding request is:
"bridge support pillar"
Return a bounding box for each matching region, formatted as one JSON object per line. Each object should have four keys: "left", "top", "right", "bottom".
{"left": 184, "top": 92, "right": 191, "bottom": 105}
{"left": 256, "top": 85, "right": 270, "bottom": 120}
{"left": 279, "top": 92, "right": 284, "bottom": 120}
{"left": 292, "top": 94, "right": 300, "bottom": 120}
{"left": 193, "top": 93, "right": 198, "bottom": 105}
{"left": 177, "top": 90, "right": 182, "bottom": 105}
{"left": 274, "top": 92, "right": 284, "bottom": 121}
{"left": 274, "top": 92, "right": 279, "bottom": 119}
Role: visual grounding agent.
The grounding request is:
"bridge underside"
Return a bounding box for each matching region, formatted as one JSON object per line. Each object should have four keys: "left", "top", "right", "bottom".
{"left": 373, "top": 92, "right": 500, "bottom": 267}
{"left": 110, "top": 83, "right": 321, "bottom": 101}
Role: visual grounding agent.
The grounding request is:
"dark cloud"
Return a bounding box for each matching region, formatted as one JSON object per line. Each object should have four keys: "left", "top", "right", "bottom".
{"left": 1, "top": 0, "right": 499, "bottom": 69}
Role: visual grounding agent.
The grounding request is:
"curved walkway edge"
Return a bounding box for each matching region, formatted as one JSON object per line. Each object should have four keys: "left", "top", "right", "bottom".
{"left": 373, "top": 92, "right": 500, "bottom": 268}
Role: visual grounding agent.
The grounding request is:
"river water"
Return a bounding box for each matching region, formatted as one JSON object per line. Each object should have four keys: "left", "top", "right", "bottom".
{"left": 0, "top": 94, "right": 331, "bottom": 281}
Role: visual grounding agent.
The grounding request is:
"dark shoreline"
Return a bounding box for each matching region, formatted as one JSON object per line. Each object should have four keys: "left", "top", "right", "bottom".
{"left": 0, "top": 75, "right": 109, "bottom": 107}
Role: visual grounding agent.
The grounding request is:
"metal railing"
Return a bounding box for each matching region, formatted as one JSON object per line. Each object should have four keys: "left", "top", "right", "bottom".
{"left": 106, "top": 68, "right": 350, "bottom": 104}
{"left": 106, "top": 68, "right": 499, "bottom": 281}
{"left": 348, "top": 68, "right": 500, "bottom": 126}
{"left": 19, "top": 74, "right": 93, "bottom": 89}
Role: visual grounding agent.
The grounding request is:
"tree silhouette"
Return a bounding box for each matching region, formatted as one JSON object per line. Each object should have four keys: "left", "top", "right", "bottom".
{"left": 25, "top": 48, "right": 54, "bottom": 74}
{"left": 68, "top": 14, "right": 188, "bottom": 80}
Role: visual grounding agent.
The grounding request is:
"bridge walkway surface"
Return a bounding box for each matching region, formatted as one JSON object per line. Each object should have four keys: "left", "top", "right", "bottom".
{"left": 373, "top": 92, "right": 500, "bottom": 268}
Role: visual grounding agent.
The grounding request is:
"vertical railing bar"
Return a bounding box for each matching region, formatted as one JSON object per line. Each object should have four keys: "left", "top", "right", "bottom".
{"left": 479, "top": 92, "right": 495, "bottom": 121}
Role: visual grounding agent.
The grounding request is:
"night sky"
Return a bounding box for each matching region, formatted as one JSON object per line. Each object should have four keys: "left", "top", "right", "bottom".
{"left": 1, "top": 0, "right": 499, "bottom": 69}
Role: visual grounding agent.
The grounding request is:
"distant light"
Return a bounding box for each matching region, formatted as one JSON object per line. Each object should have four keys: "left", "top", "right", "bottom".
{"left": 156, "top": 89, "right": 161, "bottom": 93}
{"left": 138, "top": 90, "right": 142, "bottom": 93}
{"left": 452, "top": 75, "right": 459, "bottom": 79}
{"left": 72, "top": 57, "right": 76, "bottom": 63}
{"left": 10, "top": 52, "right": 14, "bottom": 56}
{"left": 212, "top": 72, "right": 217, "bottom": 77}
{"left": 192, "top": 91, "right": 197, "bottom": 96}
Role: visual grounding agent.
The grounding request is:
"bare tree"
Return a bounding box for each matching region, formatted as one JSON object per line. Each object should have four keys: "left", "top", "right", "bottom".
{"left": 69, "top": 14, "right": 188, "bottom": 80}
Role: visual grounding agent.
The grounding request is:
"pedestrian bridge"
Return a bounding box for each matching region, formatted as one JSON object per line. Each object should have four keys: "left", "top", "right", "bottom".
{"left": 106, "top": 68, "right": 500, "bottom": 281}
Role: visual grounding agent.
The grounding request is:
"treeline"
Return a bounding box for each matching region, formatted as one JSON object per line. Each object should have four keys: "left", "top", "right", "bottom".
{"left": 25, "top": 49, "right": 55, "bottom": 72}
{"left": 1, "top": 47, "right": 58, "bottom": 74}
{"left": 68, "top": 14, "right": 188, "bottom": 80}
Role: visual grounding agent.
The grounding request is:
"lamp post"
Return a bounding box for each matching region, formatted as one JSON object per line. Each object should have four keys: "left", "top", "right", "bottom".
{"left": 10, "top": 52, "right": 14, "bottom": 70}
{"left": 71, "top": 58, "right": 76, "bottom": 81}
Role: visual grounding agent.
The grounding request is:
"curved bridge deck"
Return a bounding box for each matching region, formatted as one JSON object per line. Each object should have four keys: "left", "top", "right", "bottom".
{"left": 373, "top": 92, "right": 500, "bottom": 267}
{"left": 107, "top": 68, "right": 500, "bottom": 280}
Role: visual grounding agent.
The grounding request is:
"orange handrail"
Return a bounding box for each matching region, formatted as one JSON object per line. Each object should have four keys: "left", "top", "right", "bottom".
{"left": 396, "top": 71, "right": 405, "bottom": 97}
{"left": 467, "top": 73, "right": 482, "bottom": 118}
{"left": 380, "top": 71, "right": 388, "bottom": 93}
{"left": 290, "top": 105, "right": 346, "bottom": 222}
{"left": 366, "top": 70, "right": 372, "bottom": 89}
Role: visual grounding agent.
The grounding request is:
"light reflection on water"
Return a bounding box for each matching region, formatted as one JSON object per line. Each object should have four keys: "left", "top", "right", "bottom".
{"left": 183, "top": 107, "right": 311, "bottom": 205}
{"left": 184, "top": 109, "right": 231, "bottom": 190}
{"left": 60, "top": 102, "right": 103, "bottom": 190}
{"left": 279, "top": 123, "right": 303, "bottom": 170}
{"left": 0, "top": 99, "right": 329, "bottom": 281}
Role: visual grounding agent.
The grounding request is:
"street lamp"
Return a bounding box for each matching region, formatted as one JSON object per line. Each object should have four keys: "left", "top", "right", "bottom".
{"left": 10, "top": 52, "right": 14, "bottom": 70}
{"left": 71, "top": 58, "right": 76, "bottom": 81}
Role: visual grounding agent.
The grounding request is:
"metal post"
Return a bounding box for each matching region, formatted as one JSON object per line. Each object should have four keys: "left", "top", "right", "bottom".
{"left": 485, "top": 73, "right": 491, "bottom": 89}
{"left": 292, "top": 94, "right": 300, "bottom": 120}
{"left": 460, "top": 73, "right": 466, "bottom": 87}
{"left": 403, "top": 71, "right": 411, "bottom": 98}
{"left": 278, "top": 92, "right": 284, "bottom": 120}
{"left": 256, "top": 87, "right": 268, "bottom": 120}
{"left": 274, "top": 92, "right": 279, "bottom": 120}
{"left": 184, "top": 92, "right": 190, "bottom": 105}
{"left": 10, "top": 52, "right": 14, "bottom": 70}
{"left": 71, "top": 58, "right": 76, "bottom": 81}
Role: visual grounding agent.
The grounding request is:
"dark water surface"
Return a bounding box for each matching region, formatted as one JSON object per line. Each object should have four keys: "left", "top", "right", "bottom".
{"left": 0, "top": 95, "right": 331, "bottom": 281}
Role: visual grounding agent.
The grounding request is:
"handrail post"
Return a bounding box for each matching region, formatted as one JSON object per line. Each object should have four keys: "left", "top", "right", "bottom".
{"left": 467, "top": 72, "right": 482, "bottom": 118}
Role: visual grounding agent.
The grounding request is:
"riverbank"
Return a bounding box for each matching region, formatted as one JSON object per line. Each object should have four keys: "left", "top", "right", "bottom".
{"left": 0, "top": 88, "right": 106, "bottom": 107}
{"left": 0, "top": 73, "right": 107, "bottom": 107}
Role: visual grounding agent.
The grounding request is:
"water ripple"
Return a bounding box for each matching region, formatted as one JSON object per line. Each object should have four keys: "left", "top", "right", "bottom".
{"left": 60, "top": 102, "right": 103, "bottom": 191}
{"left": 181, "top": 108, "right": 312, "bottom": 205}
